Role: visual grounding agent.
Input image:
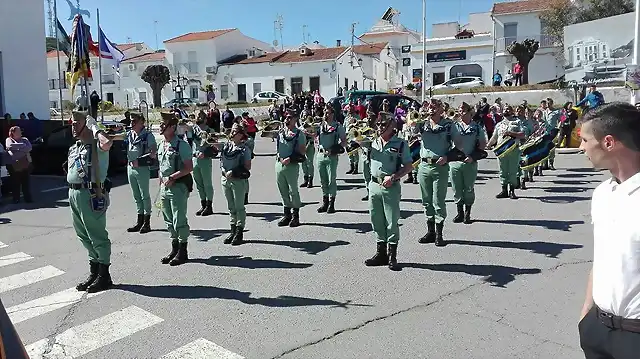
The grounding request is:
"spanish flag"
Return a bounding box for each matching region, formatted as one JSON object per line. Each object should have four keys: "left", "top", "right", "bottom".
{"left": 66, "top": 14, "right": 96, "bottom": 99}
{"left": 0, "top": 299, "right": 29, "bottom": 359}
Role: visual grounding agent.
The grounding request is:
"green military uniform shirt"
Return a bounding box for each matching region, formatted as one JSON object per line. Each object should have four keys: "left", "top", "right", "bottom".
{"left": 126, "top": 128, "right": 156, "bottom": 162}
{"left": 276, "top": 128, "right": 306, "bottom": 159}
{"left": 451, "top": 121, "right": 487, "bottom": 156}
{"left": 66, "top": 141, "right": 110, "bottom": 184}
{"left": 369, "top": 135, "right": 412, "bottom": 180}
{"left": 191, "top": 124, "right": 212, "bottom": 157}
{"left": 545, "top": 109, "right": 562, "bottom": 129}
{"left": 318, "top": 121, "right": 346, "bottom": 151}
{"left": 244, "top": 137, "right": 255, "bottom": 155}
{"left": 492, "top": 118, "right": 523, "bottom": 145}
{"left": 157, "top": 136, "right": 192, "bottom": 178}
{"left": 220, "top": 142, "right": 252, "bottom": 173}
{"left": 419, "top": 118, "right": 453, "bottom": 158}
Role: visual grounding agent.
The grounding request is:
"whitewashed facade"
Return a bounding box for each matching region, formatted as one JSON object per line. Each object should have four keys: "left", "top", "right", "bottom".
{"left": 0, "top": 0, "right": 49, "bottom": 119}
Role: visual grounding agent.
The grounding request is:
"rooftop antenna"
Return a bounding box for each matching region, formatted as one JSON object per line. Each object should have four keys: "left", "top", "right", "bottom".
{"left": 154, "top": 20, "right": 159, "bottom": 50}
{"left": 126, "top": 36, "right": 132, "bottom": 44}
{"left": 302, "top": 24, "right": 308, "bottom": 43}
{"left": 275, "top": 14, "right": 284, "bottom": 51}
{"left": 46, "top": 0, "right": 54, "bottom": 37}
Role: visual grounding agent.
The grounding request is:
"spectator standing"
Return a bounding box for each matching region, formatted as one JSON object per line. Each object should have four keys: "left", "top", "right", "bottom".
{"left": 492, "top": 71, "right": 502, "bottom": 86}
{"left": 577, "top": 84, "right": 605, "bottom": 110}
{"left": 513, "top": 63, "right": 523, "bottom": 86}
{"left": 242, "top": 112, "right": 258, "bottom": 139}
{"left": 75, "top": 91, "right": 89, "bottom": 111}
{"left": 90, "top": 91, "right": 101, "bottom": 119}
{"left": 504, "top": 70, "right": 514, "bottom": 86}
{"left": 5, "top": 126, "right": 33, "bottom": 203}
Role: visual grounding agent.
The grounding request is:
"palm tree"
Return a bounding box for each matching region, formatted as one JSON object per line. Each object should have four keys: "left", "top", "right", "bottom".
{"left": 141, "top": 65, "right": 171, "bottom": 108}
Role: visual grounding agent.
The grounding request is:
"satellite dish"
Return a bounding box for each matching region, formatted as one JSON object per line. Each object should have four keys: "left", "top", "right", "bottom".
{"left": 273, "top": 40, "right": 279, "bottom": 47}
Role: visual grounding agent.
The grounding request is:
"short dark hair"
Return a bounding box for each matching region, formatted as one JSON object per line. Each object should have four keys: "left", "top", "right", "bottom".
{"left": 580, "top": 102, "right": 640, "bottom": 151}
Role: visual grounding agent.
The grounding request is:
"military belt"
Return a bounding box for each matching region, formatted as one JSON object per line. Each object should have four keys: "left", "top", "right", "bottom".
{"left": 421, "top": 157, "right": 438, "bottom": 164}
{"left": 68, "top": 183, "right": 104, "bottom": 190}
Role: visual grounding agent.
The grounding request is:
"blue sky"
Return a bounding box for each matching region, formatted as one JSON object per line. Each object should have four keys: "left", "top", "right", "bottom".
{"left": 48, "top": 0, "right": 509, "bottom": 50}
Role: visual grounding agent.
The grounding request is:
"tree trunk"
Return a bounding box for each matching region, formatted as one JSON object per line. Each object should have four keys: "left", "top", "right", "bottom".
{"left": 151, "top": 84, "right": 163, "bottom": 108}
{"left": 521, "top": 60, "right": 530, "bottom": 85}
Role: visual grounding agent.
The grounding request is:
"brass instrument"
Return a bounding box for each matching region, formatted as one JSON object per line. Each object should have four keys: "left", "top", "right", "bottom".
{"left": 301, "top": 116, "right": 323, "bottom": 136}
{"left": 259, "top": 120, "right": 282, "bottom": 139}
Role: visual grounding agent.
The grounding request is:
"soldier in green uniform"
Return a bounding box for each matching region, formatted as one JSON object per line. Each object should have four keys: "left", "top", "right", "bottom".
{"left": 344, "top": 105, "right": 361, "bottom": 175}
{"left": 450, "top": 102, "right": 487, "bottom": 224}
{"left": 68, "top": 111, "right": 114, "bottom": 293}
{"left": 316, "top": 104, "right": 347, "bottom": 214}
{"left": 543, "top": 98, "right": 562, "bottom": 170}
{"left": 299, "top": 115, "right": 317, "bottom": 188}
{"left": 221, "top": 123, "right": 253, "bottom": 245}
{"left": 360, "top": 111, "right": 377, "bottom": 201}
{"left": 417, "top": 99, "right": 452, "bottom": 247}
{"left": 191, "top": 118, "right": 214, "bottom": 216}
{"left": 157, "top": 114, "right": 194, "bottom": 266}
{"left": 125, "top": 113, "right": 156, "bottom": 234}
{"left": 487, "top": 106, "right": 525, "bottom": 199}
{"left": 402, "top": 111, "right": 420, "bottom": 185}
{"left": 243, "top": 133, "right": 255, "bottom": 205}
{"left": 516, "top": 105, "right": 535, "bottom": 189}
{"left": 362, "top": 113, "right": 413, "bottom": 271}
{"left": 275, "top": 112, "right": 307, "bottom": 227}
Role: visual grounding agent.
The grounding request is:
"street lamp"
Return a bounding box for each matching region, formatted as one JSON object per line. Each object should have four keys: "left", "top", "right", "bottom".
{"left": 172, "top": 71, "right": 187, "bottom": 100}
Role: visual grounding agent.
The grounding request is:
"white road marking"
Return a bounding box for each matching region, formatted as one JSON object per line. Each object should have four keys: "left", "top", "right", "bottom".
{"left": 0, "top": 265, "right": 64, "bottom": 293}
{"left": 0, "top": 252, "right": 33, "bottom": 267}
{"left": 160, "top": 338, "right": 244, "bottom": 359}
{"left": 7, "top": 287, "right": 104, "bottom": 324}
{"left": 26, "top": 305, "right": 164, "bottom": 359}
{"left": 40, "top": 186, "right": 69, "bottom": 193}
{"left": 0, "top": 241, "right": 7, "bottom": 248}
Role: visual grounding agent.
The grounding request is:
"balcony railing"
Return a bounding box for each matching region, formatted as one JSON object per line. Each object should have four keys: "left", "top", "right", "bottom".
{"left": 101, "top": 74, "right": 116, "bottom": 85}
{"left": 495, "top": 34, "right": 560, "bottom": 53}
{"left": 175, "top": 62, "right": 199, "bottom": 74}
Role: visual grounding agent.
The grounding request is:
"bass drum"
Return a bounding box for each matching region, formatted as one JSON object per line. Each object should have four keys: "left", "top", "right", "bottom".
{"left": 520, "top": 136, "right": 555, "bottom": 170}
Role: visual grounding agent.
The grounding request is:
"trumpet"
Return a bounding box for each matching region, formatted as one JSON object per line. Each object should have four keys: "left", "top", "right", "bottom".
{"left": 259, "top": 120, "right": 282, "bottom": 139}
{"left": 300, "top": 116, "right": 323, "bottom": 136}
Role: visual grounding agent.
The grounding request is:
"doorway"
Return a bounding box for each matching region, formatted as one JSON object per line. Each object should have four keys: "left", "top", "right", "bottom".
{"left": 309, "top": 76, "right": 320, "bottom": 93}
{"left": 275, "top": 79, "right": 284, "bottom": 94}
{"left": 432, "top": 72, "right": 445, "bottom": 85}
{"left": 237, "top": 84, "right": 247, "bottom": 102}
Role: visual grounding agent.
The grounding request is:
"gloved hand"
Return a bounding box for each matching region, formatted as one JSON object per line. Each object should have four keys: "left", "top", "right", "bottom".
{"left": 85, "top": 115, "right": 102, "bottom": 138}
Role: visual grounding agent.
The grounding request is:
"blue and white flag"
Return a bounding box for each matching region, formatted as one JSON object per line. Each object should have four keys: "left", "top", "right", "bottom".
{"left": 98, "top": 26, "right": 125, "bottom": 69}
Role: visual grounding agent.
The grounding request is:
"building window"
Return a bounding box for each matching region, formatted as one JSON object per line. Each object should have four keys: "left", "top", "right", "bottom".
{"left": 248, "top": 50, "right": 256, "bottom": 57}
{"left": 291, "top": 77, "right": 303, "bottom": 95}
{"left": 221, "top": 84, "right": 229, "bottom": 99}
{"left": 384, "top": 64, "right": 388, "bottom": 80}
{"left": 449, "top": 64, "right": 483, "bottom": 79}
{"left": 252, "top": 82, "right": 262, "bottom": 96}
{"left": 190, "top": 86, "right": 199, "bottom": 99}
{"left": 309, "top": 76, "right": 320, "bottom": 93}
{"left": 139, "top": 92, "right": 147, "bottom": 103}
{"left": 106, "top": 93, "right": 114, "bottom": 103}
{"left": 50, "top": 101, "right": 58, "bottom": 109}
{"left": 344, "top": 78, "right": 349, "bottom": 89}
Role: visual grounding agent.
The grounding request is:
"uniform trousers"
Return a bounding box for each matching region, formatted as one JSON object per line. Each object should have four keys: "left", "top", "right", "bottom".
{"left": 70, "top": 188, "right": 111, "bottom": 264}
{"left": 192, "top": 158, "right": 214, "bottom": 201}
{"left": 369, "top": 181, "right": 401, "bottom": 244}
{"left": 275, "top": 161, "right": 301, "bottom": 208}
{"left": 127, "top": 165, "right": 151, "bottom": 215}
{"left": 222, "top": 177, "right": 248, "bottom": 227}
{"left": 161, "top": 183, "right": 190, "bottom": 243}
{"left": 418, "top": 162, "right": 449, "bottom": 223}
{"left": 579, "top": 306, "right": 640, "bottom": 359}
{"left": 449, "top": 161, "right": 478, "bottom": 206}
{"left": 317, "top": 153, "right": 339, "bottom": 196}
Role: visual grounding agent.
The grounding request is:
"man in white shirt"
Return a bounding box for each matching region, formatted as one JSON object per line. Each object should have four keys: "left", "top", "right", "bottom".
{"left": 578, "top": 102, "right": 640, "bottom": 358}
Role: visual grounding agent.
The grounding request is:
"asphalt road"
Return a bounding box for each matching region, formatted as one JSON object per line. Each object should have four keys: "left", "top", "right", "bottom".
{"left": 0, "top": 138, "right": 600, "bottom": 359}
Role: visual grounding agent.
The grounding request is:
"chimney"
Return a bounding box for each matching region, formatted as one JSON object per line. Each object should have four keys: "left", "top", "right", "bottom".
{"left": 336, "top": 40, "right": 342, "bottom": 47}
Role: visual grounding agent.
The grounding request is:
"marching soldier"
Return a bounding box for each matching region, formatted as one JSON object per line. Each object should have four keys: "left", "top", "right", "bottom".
{"left": 450, "top": 102, "right": 487, "bottom": 224}
{"left": 316, "top": 104, "right": 347, "bottom": 214}
{"left": 363, "top": 113, "right": 413, "bottom": 271}
{"left": 126, "top": 113, "right": 156, "bottom": 234}
{"left": 543, "top": 98, "right": 562, "bottom": 170}
{"left": 276, "top": 112, "right": 307, "bottom": 227}
{"left": 417, "top": 99, "right": 453, "bottom": 247}
{"left": 68, "top": 111, "right": 114, "bottom": 293}
{"left": 487, "top": 106, "right": 525, "bottom": 199}
{"left": 243, "top": 131, "right": 255, "bottom": 205}
{"left": 157, "top": 114, "right": 194, "bottom": 266}
{"left": 299, "top": 114, "right": 317, "bottom": 188}
{"left": 221, "top": 123, "right": 253, "bottom": 245}
{"left": 344, "top": 105, "right": 360, "bottom": 175}
{"left": 516, "top": 105, "right": 535, "bottom": 189}
{"left": 402, "top": 111, "right": 420, "bottom": 185}
{"left": 360, "top": 111, "right": 377, "bottom": 201}
{"left": 191, "top": 117, "right": 215, "bottom": 216}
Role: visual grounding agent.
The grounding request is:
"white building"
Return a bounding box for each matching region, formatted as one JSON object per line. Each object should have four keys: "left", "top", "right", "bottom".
{"left": 47, "top": 42, "right": 155, "bottom": 110}
{"left": 566, "top": 38, "right": 610, "bottom": 68}
{"left": 119, "top": 51, "right": 168, "bottom": 108}
{"left": 0, "top": 0, "right": 49, "bottom": 119}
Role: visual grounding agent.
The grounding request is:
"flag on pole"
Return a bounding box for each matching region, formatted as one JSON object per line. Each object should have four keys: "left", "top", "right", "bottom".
{"left": 55, "top": 19, "right": 71, "bottom": 56}
{"left": 98, "top": 27, "right": 125, "bottom": 69}
{"left": 66, "top": 15, "right": 93, "bottom": 99}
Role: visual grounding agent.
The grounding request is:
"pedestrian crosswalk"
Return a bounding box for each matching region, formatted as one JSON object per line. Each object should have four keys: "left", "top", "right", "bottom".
{"left": 1, "top": 241, "right": 245, "bottom": 359}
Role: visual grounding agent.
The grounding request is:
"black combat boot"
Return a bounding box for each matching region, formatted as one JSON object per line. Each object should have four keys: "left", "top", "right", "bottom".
{"left": 387, "top": 243, "right": 401, "bottom": 271}
{"left": 307, "top": 176, "right": 314, "bottom": 188}
{"left": 195, "top": 200, "right": 207, "bottom": 216}
{"left": 169, "top": 242, "right": 188, "bottom": 266}
{"left": 515, "top": 178, "right": 521, "bottom": 189}
{"left": 244, "top": 192, "right": 249, "bottom": 205}
{"left": 453, "top": 204, "right": 464, "bottom": 223}
{"left": 352, "top": 163, "right": 359, "bottom": 175}
{"left": 520, "top": 179, "right": 528, "bottom": 190}
{"left": 364, "top": 242, "right": 388, "bottom": 266}
{"left": 528, "top": 172, "right": 534, "bottom": 182}
{"left": 404, "top": 173, "right": 413, "bottom": 184}
{"left": 289, "top": 208, "right": 300, "bottom": 228}
{"left": 317, "top": 196, "right": 329, "bottom": 213}
{"left": 496, "top": 185, "right": 509, "bottom": 199}
{"left": 161, "top": 241, "right": 179, "bottom": 264}
{"left": 327, "top": 196, "right": 336, "bottom": 214}
{"left": 224, "top": 225, "right": 237, "bottom": 244}
{"left": 201, "top": 200, "right": 213, "bottom": 216}
{"left": 419, "top": 220, "right": 436, "bottom": 244}
{"left": 435, "top": 222, "right": 447, "bottom": 247}
{"left": 549, "top": 159, "right": 556, "bottom": 170}
{"left": 413, "top": 174, "right": 418, "bottom": 184}
{"left": 76, "top": 261, "right": 99, "bottom": 291}
{"left": 278, "top": 207, "right": 292, "bottom": 227}
{"left": 533, "top": 167, "right": 540, "bottom": 176}
{"left": 300, "top": 176, "right": 309, "bottom": 188}
{"left": 346, "top": 163, "right": 354, "bottom": 174}
{"left": 139, "top": 215, "right": 151, "bottom": 234}
{"left": 127, "top": 214, "right": 144, "bottom": 232}
{"left": 86, "top": 263, "right": 113, "bottom": 293}
{"left": 464, "top": 205, "right": 473, "bottom": 224}
{"left": 231, "top": 227, "right": 244, "bottom": 246}
{"left": 509, "top": 184, "right": 518, "bottom": 199}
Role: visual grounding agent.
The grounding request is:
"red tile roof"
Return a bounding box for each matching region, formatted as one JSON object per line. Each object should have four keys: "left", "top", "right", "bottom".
{"left": 492, "top": 0, "right": 550, "bottom": 15}
{"left": 271, "top": 47, "right": 347, "bottom": 64}
{"left": 236, "top": 52, "right": 287, "bottom": 64}
{"left": 116, "top": 43, "right": 141, "bottom": 51}
{"left": 122, "top": 52, "right": 165, "bottom": 63}
{"left": 353, "top": 42, "right": 388, "bottom": 55}
{"left": 164, "top": 29, "right": 236, "bottom": 43}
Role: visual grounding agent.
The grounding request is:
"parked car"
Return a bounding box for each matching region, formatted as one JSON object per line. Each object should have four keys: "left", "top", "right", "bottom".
{"left": 29, "top": 122, "right": 128, "bottom": 176}
{"left": 252, "top": 91, "right": 291, "bottom": 103}
{"left": 366, "top": 94, "right": 421, "bottom": 115}
{"left": 432, "top": 76, "right": 484, "bottom": 90}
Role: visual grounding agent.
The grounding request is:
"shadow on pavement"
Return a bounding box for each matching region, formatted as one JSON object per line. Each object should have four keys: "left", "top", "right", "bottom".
{"left": 542, "top": 186, "right": 588, "bottom": 193}
{"left": 552, "top": 179, "right": 600, "bottom": 185}
{"left": 117, "top": 284, "right": 372, "bottom": 308}
{"left": 0, "top": 217, "right": 11, "bottom": 224}
{"left": 403, "top": 263, "right": 542, "bottom": 287}
{"left": 306, "top": 221, "right": 372, "bottom": 233}
{"left": 245, "top": 239, "right": 350, "bottom": 255}
{"left": 337, "top": 184, "right": 362, "bottom": 191}
{"left": 565, "top": 167, "right": 597, "bottom": 173}
{"left": 518, "top": 195, "right": 590, "bottom": 204}
{"left": 555, "top": 173, "right": 590, "bottom": 178}
{"left": 189, "top": 255, "right": 312, "bottom": 269}
{"left": 473, "top": 219, "right": 584, "bottom": 231}
{"left": 191, "top": 228, "right": 232, "bottom": 242}
{"left": 447, "top": 239, "right": 583, "bottom": 258}
{"left": 247, "top": 211, "right": 281, "bottom": 222}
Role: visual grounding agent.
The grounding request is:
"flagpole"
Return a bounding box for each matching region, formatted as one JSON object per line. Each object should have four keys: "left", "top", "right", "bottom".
{"left": 54, "top": 0, "right": 65, "bottom": 123}
{"left": 97, "top": 8, "right": 104, "bottom": 122}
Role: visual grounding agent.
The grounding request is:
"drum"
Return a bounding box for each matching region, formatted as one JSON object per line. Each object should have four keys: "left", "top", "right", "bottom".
{"left": 520, "top": 136, "right": 555, "bottom": 170}
{"left": 493, "top": 137, "right": 517, "bottom": 158}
